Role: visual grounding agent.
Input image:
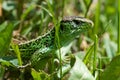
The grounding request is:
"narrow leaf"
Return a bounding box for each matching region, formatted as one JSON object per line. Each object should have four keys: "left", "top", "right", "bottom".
{"left": 0, "top": 22, "right": 14, "bottom": 56}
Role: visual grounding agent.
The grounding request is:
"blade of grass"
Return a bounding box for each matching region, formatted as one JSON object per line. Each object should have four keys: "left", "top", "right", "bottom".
{"left": 37, "top": 5, "right": 53, "bottom": 18}
{"left": 83, "top": 0, "right": 93, "bottom": 17}
{"left": 17, "top": 0, "right": 24, "bottom": 19}
{"left": 94, "top": 0, "right": 100, "bottom": 34}
{"left": 93, "top": 34, "right": 98, "bottom": 76}
{"left": 11, "top": 44, "right": 22, "bottom": 66}
{"left": 98, "top": 57, "right": 102, "bottom": 80}
{"left": 118, "top": 0, "right": 120, "bottom": 54}
{"left": 47, "top": 1, "right": 62, "bottom": 79}
{"left": 61, "top": 0, "right": 65, "bottom": 17}
{"left": 83, "top": 44, "right": 94, "bottom": 64}
{"left": 40, "top": 0, "right": 62, "bottom": 79}
{"left": 21, "top": 5, "right": 36, "bottom": 21}
{"left": 0, "top": 66, "right": 5, "bottom": 79}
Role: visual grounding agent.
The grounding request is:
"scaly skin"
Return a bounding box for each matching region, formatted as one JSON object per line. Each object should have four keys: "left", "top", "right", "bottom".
{"left": 12, "top": 16, "right": 93, "bottom": 68}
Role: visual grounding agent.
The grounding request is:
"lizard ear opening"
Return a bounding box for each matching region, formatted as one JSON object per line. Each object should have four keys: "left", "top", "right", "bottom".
{"left": 60, "top": 24, "right": 64, "bottom": 32}
{"left": 60, "top": 21, "right": 64, "bottom": 31}
{"left": 73, "top": 20, "right": 81, "bottom": 25}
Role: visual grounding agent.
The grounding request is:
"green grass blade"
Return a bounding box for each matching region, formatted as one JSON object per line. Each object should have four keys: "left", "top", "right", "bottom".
{"left": 0, "top": 66, "right": 5, "bottom": 79}
{"left": 118, "top": 0, "right": 120, "bottom": 54}
{"left": 83, "top": 0, "right": 93, "bottom": 17}
{"left": 39, "top": 0, "right": 62, "bottom": 79}
{"left": 94, "top": 0, "right": 100, "bottom": 34}
{"left": 21, "top": 5, "right": 36, "bottom": 21}
{"left": 31, "top": 69, "right": 50, "bottom": 80}
{"left": 17, "top": 0, "right": 24, "bottom": 19}
{"left": 46, "top": 1, "right": 63, "bottom": 79}
{"left": 97, "top": 57, "right": 102, "bottom": 80}
{"left": 83, "top": 44, "right": 94, "bottom": 64}
{"left": 93, "top": 34, "right": 98, "bottom": 76}
{"left": 37, "top": 5, "right": 53, "bottom": 18}
{"left": 11, "top": 44, "right": 22, "bottom": 66}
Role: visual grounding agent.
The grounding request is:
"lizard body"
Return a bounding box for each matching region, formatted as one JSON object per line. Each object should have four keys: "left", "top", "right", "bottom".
{"left": 11, "top": 16, "right": 93, "bottom": 68}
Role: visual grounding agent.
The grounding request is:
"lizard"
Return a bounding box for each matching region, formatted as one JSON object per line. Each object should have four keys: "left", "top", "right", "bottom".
{"left": 10, "top": 16, "right": 93, "bottom": 69}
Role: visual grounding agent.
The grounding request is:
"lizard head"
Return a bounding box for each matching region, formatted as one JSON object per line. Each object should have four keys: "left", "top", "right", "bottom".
{"left": 59, "top": 16, "right": 93, "bottom": 45}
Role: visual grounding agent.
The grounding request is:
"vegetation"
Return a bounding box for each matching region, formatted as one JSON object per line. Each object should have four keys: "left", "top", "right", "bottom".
{"left": 0, "top": 0, "right": 119, "bottom": 80}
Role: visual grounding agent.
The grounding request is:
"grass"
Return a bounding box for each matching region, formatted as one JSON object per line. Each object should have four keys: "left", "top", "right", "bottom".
{"left": 93, "top": 34, "right": 98, "bottom": 76}
{"left": 46, "top": 0, "right": 62, "bottom": 79}
{"left": 0, "top": 0, "right": 119, "bottom": 80}
{"left": 118, "top": 0, "right": 120, "bottom": 54}
{"left": 11, "top": 44, "right": 22, "bottom": 66}
{"left": 94, "top": 0, "right": 100, "bottom": 35}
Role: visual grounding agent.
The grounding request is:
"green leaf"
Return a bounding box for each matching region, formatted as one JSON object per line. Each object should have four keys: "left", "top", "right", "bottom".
{"left": 100, "top": 55, "right": 120, "bottom": 80}
{"left": 69, "top": 56, "right": 95, "bottom": 80}
{"left": 0, "top": 58, "right": 13, "bottom": 67}
{"left": 0, "top": 57, "right": 18, "bottom": 67}
{"left": 0, "top": 22, "right": 14, "bottom": 56}
{"left": 0, "top": 22, "right": 7, "bottom": 32}
{"left": 31, "top": 69, "right": 41, "bottom": 80}
{"left": 31, "top": 69, "right": 50, "bottom": 80}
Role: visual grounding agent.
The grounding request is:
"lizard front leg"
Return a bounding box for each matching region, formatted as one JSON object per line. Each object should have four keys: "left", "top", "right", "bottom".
{"left": 30, "top": 47, "right": 55, "bottom": 71}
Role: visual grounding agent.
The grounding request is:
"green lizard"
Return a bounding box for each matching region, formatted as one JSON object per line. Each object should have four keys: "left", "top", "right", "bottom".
{"left": 11, "top": 16, "right": 93, "bottom": 68}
